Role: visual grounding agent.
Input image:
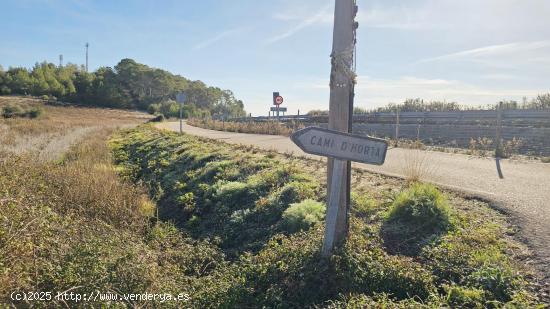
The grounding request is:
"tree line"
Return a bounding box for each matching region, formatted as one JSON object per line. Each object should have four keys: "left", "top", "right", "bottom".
{"left": 308, "top": 97, "right": 550, "bottom": 115}
{"left": 0, "top": 59, "right": 247, "bottom": 118}
{"left": 371, "top": 97, "right": 550, "bottom": 113}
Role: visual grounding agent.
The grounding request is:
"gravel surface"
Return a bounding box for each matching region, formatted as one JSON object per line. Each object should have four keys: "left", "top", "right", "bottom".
{"left": 158, "top": 121, "right": 550, "bottom": 294}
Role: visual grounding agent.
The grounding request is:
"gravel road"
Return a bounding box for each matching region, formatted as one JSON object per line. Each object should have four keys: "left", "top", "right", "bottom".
{"left": 158, "top": 121, "right": 550, "bottom": 292}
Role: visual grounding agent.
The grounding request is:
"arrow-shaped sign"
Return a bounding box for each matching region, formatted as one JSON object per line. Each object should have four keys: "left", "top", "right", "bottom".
{"left": 291, "top": 127, "right": 388, "bottom": 165}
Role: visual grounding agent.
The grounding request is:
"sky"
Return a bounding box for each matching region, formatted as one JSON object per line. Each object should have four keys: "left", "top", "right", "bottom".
{"left": 1, "top": 0, "right": 549, "bottom": 115}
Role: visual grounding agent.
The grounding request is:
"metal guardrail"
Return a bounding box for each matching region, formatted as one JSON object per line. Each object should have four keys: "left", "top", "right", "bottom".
{"left": 229, "top": 109, "right": 550, "bottom": 125}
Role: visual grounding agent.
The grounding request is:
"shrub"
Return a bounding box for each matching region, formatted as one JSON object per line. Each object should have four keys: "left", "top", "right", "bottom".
{"left": 1, "top": 103, "right": 44, "bottom": 119}
{"left": 382, "top": 183, "right": 454, "bottom": 255}
{"left": 281, "top": 199, "right": 325, "bottom": 233}
{"left": 159, "top": 99, "right": 180, "bottom": 118}
{"left": 350, "top": 192, "right": 377, "bottom": 217}
{"left": 500, "top": 137, "right": 523, "bottom": 158}
{"left": 466, "top": 266, "right": 520, "bottom": 302}
{"left": 0, "top": 85, "right": 11, "bottom": 95}
{"left": 541, "top": 157, "right": 550, "bottom": 163}
{"left": 27, "top": 106, "right": 44, "bottom": 118}
{"left": 147, "top": 103, "right": 161, "bottom": 114}
{"left": 214, "top": 181, "right": 251, "bottom": 206}
{"left": 445, "top": 285, "right": 485, "bottom": 308}
{"left": 2, "top": 104, "right": 24, "bottom": 118}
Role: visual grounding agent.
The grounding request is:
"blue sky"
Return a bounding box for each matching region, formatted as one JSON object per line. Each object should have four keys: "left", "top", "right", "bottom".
{"left": 1, "top": 0, "right": 549, "bottom": 115}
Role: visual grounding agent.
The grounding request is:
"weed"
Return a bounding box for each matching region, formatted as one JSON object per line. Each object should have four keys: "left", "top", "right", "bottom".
{"left": 401, "top": 149, "right": 435, "bottom": 183}
{"left": 382, "top": 183, "right": 455, "bottom": 255}
{"left": 281, "top": 199, "right": 326, "bottom": 233}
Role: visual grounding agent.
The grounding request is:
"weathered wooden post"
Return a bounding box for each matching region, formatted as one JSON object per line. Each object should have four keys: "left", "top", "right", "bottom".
{"left": 495, "top": 102, "right": 504, "bottom": 178}
{"left": 395, "top": 106, "right": 400, "bottom": 144}
{"left": 291, "top": 0, "right": 383, "bottom": 258}
{"left": 325, "top": 0, "right": 358, "bottom": 256}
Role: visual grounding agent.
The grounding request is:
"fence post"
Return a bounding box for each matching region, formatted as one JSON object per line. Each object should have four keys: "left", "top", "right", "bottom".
{"left": 495, "top": 102, "right": 503, "bottom": 157}
{"left": 395, "top": 107, "right": 400, "bottom": 145}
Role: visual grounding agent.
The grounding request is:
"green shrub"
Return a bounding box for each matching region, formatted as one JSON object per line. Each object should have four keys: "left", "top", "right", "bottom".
{"left": 0, "top": 85, "right": 11, "bottom": 95}
{"left": 147, "top": 103, "right": 161, "bottom": 114}
{"left": 281, "top": 199, "right": 325, "bottom": 233}
{"left": 1, "top": 104, "right": 44, "bottom": 118}
{"left": 2, "top": 104, "right": 24, "bottom": 118}
{"left": 445, "top": 285, "right": 485, "bottom": 308}
{"left": 382, "top": 183, "right": 455, "bottom": 255}
{"left": 351, "top": 192, "right": 377, "bottom": 217}
{"left": 467, "top": 266, "right": 520, "bottom": 302}
{"left": 27, "top": 106, "right": 44, "bottom": 118}
{"left": 541, "top": 157, "right": 550, "bottom": 163}
{"left": 214, "top": 181, "right": 250, "bottom": 206}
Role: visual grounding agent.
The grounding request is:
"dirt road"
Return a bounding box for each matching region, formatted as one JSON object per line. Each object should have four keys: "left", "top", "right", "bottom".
{"left": 158, "top": 121, "right": 550, "bottom": 288}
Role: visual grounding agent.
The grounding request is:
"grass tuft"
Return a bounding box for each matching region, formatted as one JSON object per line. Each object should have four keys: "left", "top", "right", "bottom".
{"left": 281, "top": 199, "right": 325, "bottom": 233}
{"left": 382, "top": 183, "right": 455, "bottom": 255}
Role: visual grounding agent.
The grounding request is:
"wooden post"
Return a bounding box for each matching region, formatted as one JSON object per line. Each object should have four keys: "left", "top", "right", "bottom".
{"left": 325, "top": 0, "right": 357, "bottom": 256}
{"left": 395, "top": 107, "right": 400, "bottom": 144}
{"left": 495, "top": 102, "right": 503, "bottom": 157}
{"left": 495, "top": 102, "right": 504, "bottom": 178}
{"left": 322, "top": 159, "right": 346, "bottom": 256}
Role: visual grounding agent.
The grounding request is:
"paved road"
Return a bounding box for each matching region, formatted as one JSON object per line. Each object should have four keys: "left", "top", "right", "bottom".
{"left": 158, "top": 121, "right": 550, "bottom": 287}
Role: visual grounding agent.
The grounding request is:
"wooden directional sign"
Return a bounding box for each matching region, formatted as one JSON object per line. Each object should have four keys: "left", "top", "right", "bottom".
{"left": 291, "top": 127, "right": 388, "bottom": 165}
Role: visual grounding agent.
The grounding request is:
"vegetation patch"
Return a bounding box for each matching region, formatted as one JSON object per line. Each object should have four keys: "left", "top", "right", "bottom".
{"left": 382, "top": 183, "right": 455, "bottom": 255}
{"left": 281, "top": 199, "right": 326, "bottom": 233}
{"left": 1, "top": 105, "right": 541, "bottom": 307}
{"left": 187, "top": 117, "right": 301, "bottom": 136}
{"left": 106, "top": 125, "right": 541, "bottom": 307}
{"left": 1, "top": 103, "right": 43, "bottom": 118}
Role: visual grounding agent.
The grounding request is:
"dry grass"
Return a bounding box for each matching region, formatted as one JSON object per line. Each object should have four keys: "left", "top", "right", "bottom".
{"left": 0, "top": 97, "right": 156, "bottom": 303}
{"left": 401, "top": 148, "right": 437, "bottom": 183}
{"left": 0, "top": 96, "right": 151, "bottom": 160}
{"left": 187, "top": 118, "right": 302, "bottom": 136}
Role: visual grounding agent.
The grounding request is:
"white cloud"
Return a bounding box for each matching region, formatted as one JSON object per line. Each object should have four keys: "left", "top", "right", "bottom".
{"left": 418, "top": 41, "right": 550, "bottom": 63}
{"left": 265, "top": 3, "right": 331, "bottom": 45}
{"left": 307, "top": 76, "right": 545, "bottom": 108}
{"left": 193, "top": 28, "right": 242, "bottom": 50}
{"left": 356, "top": 5, "right": 434, "bottom": 30}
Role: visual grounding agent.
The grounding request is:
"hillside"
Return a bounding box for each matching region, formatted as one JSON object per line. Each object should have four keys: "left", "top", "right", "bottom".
{"left": 0, "top": 59, "right": 246, "bottom": 118}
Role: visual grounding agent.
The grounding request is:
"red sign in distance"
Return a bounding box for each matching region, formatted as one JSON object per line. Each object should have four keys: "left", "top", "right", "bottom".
{"left": 275, "top": 96, "right": 284, "bottom": 105}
